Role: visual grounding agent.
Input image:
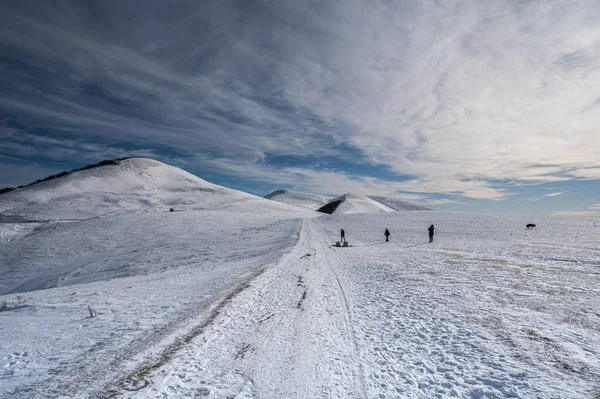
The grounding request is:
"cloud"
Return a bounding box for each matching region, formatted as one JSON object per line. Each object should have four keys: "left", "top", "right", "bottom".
{"left": 0, "top": 161, "right": 63, "bottom": 188}
{"left": 423, "top": 199, "right": 458, "bottom": 206}
{"left": 567, "top": 168, "right": 600, "bottom": 179}
{"left": 0, "top": 128, "right": 160, "bottom": 164}
{"left": 590, "top": 203, "right": 600, "bottom": 210}
{"left": 1, "top": 1, "right": 600, "bottom": 200}
{"left": 544, "top": 192, "right": 564, "bottom": 197}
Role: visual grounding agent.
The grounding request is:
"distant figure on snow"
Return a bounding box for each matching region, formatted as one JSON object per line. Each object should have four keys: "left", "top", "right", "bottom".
{"left": 340, "top": 228, "right": 346, "bottom": 244}
{"left": 385, "top": 228, "right": 390, "bottom": 242}
{"left": 428, "top": 224, "right": 434, "bottom": 243}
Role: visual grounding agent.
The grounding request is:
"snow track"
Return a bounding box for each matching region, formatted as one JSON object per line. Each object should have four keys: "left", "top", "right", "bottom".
{"left": 131, "top": 219, "right": 369, "bottom": 398}
{"left": 2, "top": 209, "right": 598, "bottom": 398}
{"left": 130, "top": 213, "right": 598, "bottom": 398}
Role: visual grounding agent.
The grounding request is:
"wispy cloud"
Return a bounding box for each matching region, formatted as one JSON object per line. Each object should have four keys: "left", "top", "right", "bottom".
{"left": 545, "top": 192, "right": 564, "bottom": 197}
{"left": 1, "top": 0, "right": 600, "bottom": 201}
{"left": 423, "top": 199, "right": 458, "bottom": 206}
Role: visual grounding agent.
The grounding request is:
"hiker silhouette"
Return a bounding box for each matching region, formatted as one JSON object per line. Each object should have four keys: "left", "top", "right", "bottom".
{"left": 428, "top": 225, "right": 434, "bottom": 243}
{"left": 385, "top": 228, "right": 390, "bottom": 242}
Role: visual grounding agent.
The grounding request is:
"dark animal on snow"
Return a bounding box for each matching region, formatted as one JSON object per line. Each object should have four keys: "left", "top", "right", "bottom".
{"left": 526, "top": 223, "right": 536, "bottom": 229}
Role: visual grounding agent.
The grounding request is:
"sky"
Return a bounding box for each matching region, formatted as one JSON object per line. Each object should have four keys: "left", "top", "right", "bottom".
{"left": 1, "top": 0, "right": 600, "bottom": 215}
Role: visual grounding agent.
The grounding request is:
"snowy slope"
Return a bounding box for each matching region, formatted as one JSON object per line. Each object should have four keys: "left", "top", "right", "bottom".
{"left": 0, "top": 158, "right": 317, "bottom": 294}
{"left": 130, "top": 212, "right": 599, "bottom": 399}
{"left": 367, "top": 195, "right": 432, "bottom": 211}
{"left": 0, "top": 158, "right": 311, "bottom": 220}
{"left": 264, "top": 189, "right": 331, "bottom": 210}
{"left": 1, "top": 160, "right": 599, "bottom": 398}
{"left": 319, "top": 193, "right": 395, "bottom": 214}
{"left": 0, "top": 159, "right": 319, "bottom": 396}
{"left": 1, "top": 210, "right": 599, "bottom": 397}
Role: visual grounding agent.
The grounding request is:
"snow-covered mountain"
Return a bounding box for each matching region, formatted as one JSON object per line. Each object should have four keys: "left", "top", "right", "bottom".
{"left": 367, "top": 196, "right": 432, "bottom": 211}
{"left": 265, "top": 189, "right": 332, "bottom": 210}
{"left": 0, "top": 158, "right": 313, "bottom": 220}
{"left": 266, "top": 189, "right": 431, "bottom": 214}
{"left": 317, "top": 193, "right": 395, "bottom": 214}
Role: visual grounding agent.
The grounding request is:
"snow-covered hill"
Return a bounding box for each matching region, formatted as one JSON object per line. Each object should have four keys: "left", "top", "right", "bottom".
{"left": 1, "top": 204, "right": 599, "bottom": 396}
{"left": 317, "top": 193, "right": 395, "bottom": 214}
{"left": 0, "top": 158, "right": 318, "bottom": 395}
{"left": 0, "top": 157, "right": 318, "bottom": 294}
{"left": 2, "top": 159, "right": 599, "bottom": 398}
{"left": 367, "top": 195, "right": 432, "bottom": 211}
{"left": 265, "top": 189, "right": 331, "bottom": 210}
{"left": 0, "top": 158, "right": 313, "bottom": 220}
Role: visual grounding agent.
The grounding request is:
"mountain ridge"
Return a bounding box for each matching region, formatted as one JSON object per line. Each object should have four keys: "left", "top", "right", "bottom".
{"left": 0, "top": 158, "right": 315, "bottom": 220}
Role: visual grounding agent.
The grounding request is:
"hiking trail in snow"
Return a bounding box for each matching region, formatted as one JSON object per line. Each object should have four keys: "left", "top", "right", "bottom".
{"left": 126, "top": 214, "right": 599, "bottom": 398}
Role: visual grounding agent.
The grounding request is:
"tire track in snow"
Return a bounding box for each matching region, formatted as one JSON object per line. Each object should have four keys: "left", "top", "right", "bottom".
{"left": 313, "top": 221, "right": 368, "bottom": 398}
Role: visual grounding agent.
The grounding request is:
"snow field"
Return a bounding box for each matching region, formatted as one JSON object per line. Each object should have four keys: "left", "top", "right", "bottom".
{"left": 125, "top": 212, "right": 599, "bottom": 398}
{"left": 1, "top": 179, "right": 599, "bottom": 399}
{"left": 317, "top": 212, "right": 599, "bottom": 398}
{"left": 128, "top": 219, "right": 368, "bottom": 398}
{"left": 0, "top": 208, "right": 308, "bottom": 398}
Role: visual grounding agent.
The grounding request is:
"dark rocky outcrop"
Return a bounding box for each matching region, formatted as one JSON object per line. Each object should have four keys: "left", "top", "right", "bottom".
{"left": 316, "top": 200, "right": 342, "bottom": 214}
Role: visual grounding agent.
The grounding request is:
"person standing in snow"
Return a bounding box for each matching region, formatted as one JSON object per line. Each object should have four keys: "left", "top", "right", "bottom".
{"left": 384, "top": 228, "right": 390, "bottom": 242}
{"left": 340, "top": 228, "right": 346, "bottom": 244}
{"left": 428, "top": 224, "right": 434, "bottom": 243}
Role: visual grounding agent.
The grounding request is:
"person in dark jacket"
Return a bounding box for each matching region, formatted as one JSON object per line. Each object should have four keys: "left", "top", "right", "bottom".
{"left": 340, "top": 228, "right": 346, "bottom": 243}
{"left": 428, "top": 224, "right": 434, "bottom": 243}
{"left": 384, "top": 228, "right": 390, "bottom": 242}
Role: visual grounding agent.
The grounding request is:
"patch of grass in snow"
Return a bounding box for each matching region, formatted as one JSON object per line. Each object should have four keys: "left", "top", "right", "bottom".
{"left": 0, "top": 296, "right": 31, "bottom": 312}
{"left": 523, "top": 329, "right": 556, "bottom": 345}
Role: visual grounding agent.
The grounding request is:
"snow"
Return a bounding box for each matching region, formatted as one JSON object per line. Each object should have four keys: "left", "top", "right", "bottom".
{"left": 265, "top": 189, "right": 332, "bottom": 210}
{"left": 0, "top": 158, "right": 311, "bottom": 221}
{"left": 122, "top": 212, "right": 599, "bottom": 399}
{"left": 326, "top": 193, "right": 396, "bottom": 214}
{"left": 367, "top": 195, "right": 432, "bottom": 211}
{"left": 1, "top": 161, "right": 599, "bottom": 398}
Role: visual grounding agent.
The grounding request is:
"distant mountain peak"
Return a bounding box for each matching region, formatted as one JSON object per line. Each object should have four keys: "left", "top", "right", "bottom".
{"left": 367, "top": 196, "right": 432, "bottom": 211}
{"left": 264, "top": 189, "right": 289, "bottom": 198}
{"left": 317, "top": 192, "right": 395, "bottom": 215}
{"left": 264, "top": 190, "right": 332, "bottom": 210}
{"left": 266, "top": 189, "right": 431, "bottom": 215}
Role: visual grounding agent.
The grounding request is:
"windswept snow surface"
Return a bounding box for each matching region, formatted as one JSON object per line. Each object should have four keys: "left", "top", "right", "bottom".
{"left": 265, "top": 190, "right": 332, "bottom": 211}
{"left": 2, "top": 202, "right": 600, "bottom": 397}
{"left": 129, "top": 212, "right": 596, "bottom": 398}
{"left": 325, "top": 193, "right": 395, "bottom": 215}
{"left": 0, "top": 159, "right": 318, "bottom": 397}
